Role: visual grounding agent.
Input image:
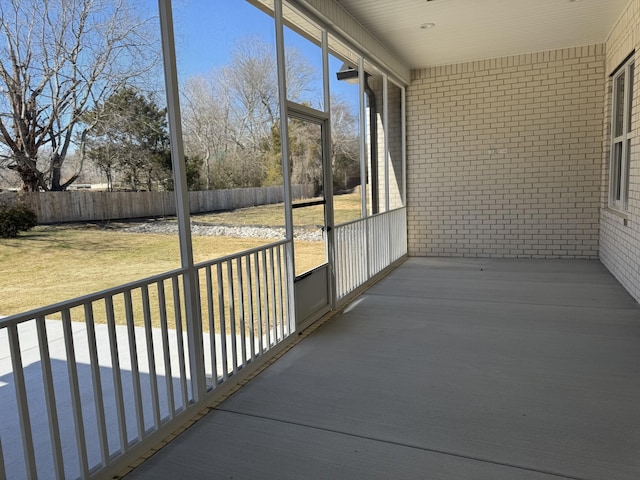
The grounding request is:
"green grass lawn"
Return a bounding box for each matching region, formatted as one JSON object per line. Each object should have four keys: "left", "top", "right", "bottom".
{"left": 193, "top": 191, "right": 362, "bottom": 226}
{"left": 0, "top": 194, "right": 364, "bottom": 319}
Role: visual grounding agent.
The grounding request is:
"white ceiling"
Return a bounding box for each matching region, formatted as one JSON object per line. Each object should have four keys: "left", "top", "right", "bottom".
{"left": 334, "top": 0, "right": 631, "bottom": 69}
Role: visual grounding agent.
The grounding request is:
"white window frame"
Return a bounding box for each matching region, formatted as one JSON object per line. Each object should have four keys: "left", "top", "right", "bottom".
{"left": 609, "top": 57, "right": 635, "bottom": 211}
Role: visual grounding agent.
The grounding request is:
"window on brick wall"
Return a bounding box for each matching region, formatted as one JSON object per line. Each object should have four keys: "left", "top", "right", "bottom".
{"left": 609, "top": 57, "right": 634, "bottom": 211}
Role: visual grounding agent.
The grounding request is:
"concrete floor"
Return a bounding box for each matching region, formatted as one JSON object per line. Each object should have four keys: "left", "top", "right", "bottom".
{"left": 127, "top": 258, "right": 640, "bottom": 480}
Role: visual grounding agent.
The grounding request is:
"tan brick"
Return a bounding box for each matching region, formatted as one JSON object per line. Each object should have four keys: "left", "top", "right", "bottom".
{"left": 407, "top": 45, "right": 603, "bottom": 260}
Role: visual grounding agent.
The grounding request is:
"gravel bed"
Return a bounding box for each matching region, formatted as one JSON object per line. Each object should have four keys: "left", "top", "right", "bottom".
{"left": 123, "top": 220, "right": 323, "bottom": 241}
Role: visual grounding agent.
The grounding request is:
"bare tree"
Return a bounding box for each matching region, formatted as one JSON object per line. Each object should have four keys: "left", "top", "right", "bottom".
{"left": 330, "top": 97, "right": 360, "bottom": 191}
{"left": 182, "top": 74, "right": 230, "bottom": 189}
{"left": 0, "top": 0, "right": 158, "bottom": 191}
{"left": 181, "top": 36, "right": 315, "bottom": 189}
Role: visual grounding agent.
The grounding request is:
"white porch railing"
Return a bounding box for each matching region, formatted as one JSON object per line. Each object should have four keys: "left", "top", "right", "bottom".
{"left": 195, "top": 240, "right": 290, "bottom": 387}
{"left": 334, "top": 207, "right": 407, "bottom": 300}
{"left": 0, "top": 240, "right": 291, "bottom": 480}
{"left": 0, "top": 207, "right": 406, "bottom": 479}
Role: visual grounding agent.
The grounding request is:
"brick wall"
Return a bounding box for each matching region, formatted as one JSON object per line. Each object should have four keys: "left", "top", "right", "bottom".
{"left": 600, "top": 0, "right": 640, "bottom": 302}
{"left": 406, "top": 46, "right": 605, "bottom": 258}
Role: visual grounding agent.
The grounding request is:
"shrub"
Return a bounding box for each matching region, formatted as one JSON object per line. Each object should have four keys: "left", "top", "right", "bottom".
{"left": 0, "top": 203, "right": 38, "bottom": 238}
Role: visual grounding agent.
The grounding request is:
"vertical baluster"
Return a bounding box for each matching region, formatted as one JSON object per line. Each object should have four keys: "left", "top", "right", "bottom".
{"left": 61, "top": 309, "right": 89, "bottom": 478}
{"left": 403, "top": 208, "right": 408, "bottom": 255}
{"left": 105, "top": 296, "right": 128, "bottom": 453}
{"left": 285, "top": 240, "right": 294, "bottom": 334}
{"left": 348, "top": 225, "right": 354, "bottom": 292}
{"left": 342, "top": 226, "right": 348, "bottom": 296}
{"left": 386, "top": 214, "right": 391, "bottom": 266}
{"left": 369, "top": 218, "right": 374, "bottom": 275}
{"left": 336, "top": 225, "right": 350, "bottom": 299}
{"left": 377, "top": 217, "right": 381, "bottom": 271}
{"left": 373, "top": 217, "right": 378, "bottom": 273}
{"left": 171, "top": 276, "right": 189, "bottom": 409}
{"left": 378, "top": 217, "right": 382, "bottom": 273}
{"left": 205, "top": 266, "right": 218, "bottom": 387}
{"left": 35, "top": 317, "right": 65, "bottom": 479}
{"left": 399, "top": 210, "right": 402, "bottom": 257}
{"left": 377, "top": 217, "right": 382, "bottom": 273}
{"left": 389, "top": 214, "right": 392, "bottom": 261}
{"left": 245, "top": 255, "right": 256, "bottom": 362}
{"left": 84, "top": 302, "right": 109, "bottom": 466}
{"left": 141, "top": 285, "right": 161, "bottom": 429}
{"left": 368, "top": 218, "right": 373, "bottom": 275}
{"left": 387, "top": 215, "right": 391, "bottom": 264}
{"left": 8, "top": 323, "right": 37, "bottom": 480}
{"left": 392, "top": 211, "right": 396, "bottom": 259}
{"left": 189, "top": 270, "right": 205, "bottom": 400}
{"left": 365, "top": 216, "right": 371, "bottom": 281}
{"left": 374, "top": 217, "right": 379, "bottom": 274}
{"left": 348, "top": 226, "right": 354, "bottom": 294}
{"left": 345, "top": 227, "right": 350, "bottom": 295}
{"left": 357, "top": 224, "right": 362, "bottom": 286}
{"left": 336, "top": 226, "right": 351, "bottom": 299}
{"left": 353, "top": 225, "right": 358, "bottom": 290}
{"left": 352, "top": 224, "right": 357, "bottom": 290}
{"left": 369, "top": 218, "right": 374, "bottom": 274}
{"left": 350, "top": 225, "right": 355, "bottom": 292}
{"left": 237, "top": 257, "right": 247, "bottom": 367}
{"left": 335, "top": 228, "right": 340, "bottom": 299}
{"left": 285, "top": 243, "right": 292, "bottom": 335}
{"left": 276, "top": 245, "right": 285, "bottom": 339}
{"left": 157, "top": 281, "right": 176, "bottom": 415}
{"left": 269, "top": 247, "right": 277, "bottom": 345}
{"left": 388, "top": 214, "right": 392, "bottom": 265}
{"left": 254, "top": 251, "right": 264, "bottom": 356}
{"left": 216, "top": 263, "right": 228, "bottom": 381}
{"left": 261, "top": 249, "right": 271, "bottom": 349}
{"left": 361, "top": 221, "right": 367, "bottom": 284}
{"left": 393, "top": 211, "right": 397, "bottom": 259}
{"left": 400, "top": 210, "right": 404, "bottom": 257}
{"left": 345, "top": 227, "right": 351, "bottom": 295}
{"left": 387, "top": 216, "right": 394, "bottom": 265}
{"left": 124, "top": 291, "right": 145, "bottom": 441}
{"left": 351, "top": 224, "right": 356, "bottom": 291}
{"left": 390, "top": 212, "right": 395, "bottom": 260}
{"left": 378, "top": 217, "right": 382, "bottom": 272}
{"left": 226, "top": 260, "right": 238, "bottom": 374}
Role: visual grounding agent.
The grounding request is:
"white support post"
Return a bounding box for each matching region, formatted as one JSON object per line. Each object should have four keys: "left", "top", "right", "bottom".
{"left": 359, "top": 56, "right": 367, "bottom": 219}
{"left": 157, "top": 0, "right": 205, "bottom": 402}
{"left": 274, "top": 0, "right": 296, "bottom": 333}
{"left": 322, "top": 29, "right": 337, "bottom": 309}
{"left": 359, "top": 57, "right": 371, "bottom": 281}
{"left": 383, "top": 75, "right": 390, "bottom": 213}
{"left": 401, "top": 86, "right": 407, "bottom": 207}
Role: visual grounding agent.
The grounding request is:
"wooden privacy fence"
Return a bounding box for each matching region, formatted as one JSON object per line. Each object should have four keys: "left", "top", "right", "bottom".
{"left": 0, "top": 185, "right": 314, "bottom": 224}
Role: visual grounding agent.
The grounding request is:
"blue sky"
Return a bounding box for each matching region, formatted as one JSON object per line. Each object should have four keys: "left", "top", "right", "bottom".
{"left": 172, "top": 0, "right": 270, "bottom": 76}
{"left": 163, "top": 0, "right": 359, "bottom": 112}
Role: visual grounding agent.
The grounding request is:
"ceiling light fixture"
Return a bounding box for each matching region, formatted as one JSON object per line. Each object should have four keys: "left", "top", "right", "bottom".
{"left": 420, "top": 22, "right": 436, "bottom": 29}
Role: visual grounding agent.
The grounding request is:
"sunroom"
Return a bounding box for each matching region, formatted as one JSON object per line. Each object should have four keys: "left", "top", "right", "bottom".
{"left": 1, "top": 0, "right": 640, "bottom": 479}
